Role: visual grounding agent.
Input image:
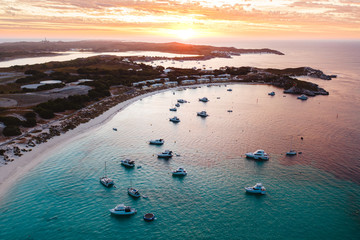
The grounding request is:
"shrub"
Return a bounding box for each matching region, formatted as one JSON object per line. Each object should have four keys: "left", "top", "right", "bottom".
{"left": 0, "top": 116, "right": 22, "bottom": 126}
{"left": 3, "top": 126, "right": 21, "bottom": 136}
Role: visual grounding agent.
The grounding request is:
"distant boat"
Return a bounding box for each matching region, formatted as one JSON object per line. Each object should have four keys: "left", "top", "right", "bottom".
{"left": 100, "top": 162, "right": 114, "bottom": 187}
{"left": 113, "top": 128, "right": 117, "bottom": 131}
{"left": 121, "top": 159, "right": 135, "bottom": 168}
{"left": 169, "top": 116, "right": 180, "bottom": 123}
{"left": 128, "top": 187, "right": 141, "bottom": 198}
{"left": 297, "top": 94, "right": 308, "bottom": 100}
{"left": 197, "top": 111, "right": 209, "bottom": 117}
{"left": 245, "top": 183, "right": 266, "bottom": 195}
{"left": 157, "top": 150, "right": 173, "bottom": 159}
{"left": 175, "top": 103, "right": 180, "bottom": 107}
{"left": 169, "top": 107, "right": 177, "bottom": 111}
{"left": 268, "top": 91, "right": 275, "bottom": 96}
{"left": 227, "top": 110, "right": 233, "bottom": 112}
{"left": 143, "top": 213, "right": 156, "bottom": 221}
{"left": 177, "top": 99, "right": 187, "bottom": 103}
{"left": 172, "top": 167, "right": 187, "bottom": 176}
{"left": 149, "top": 139, "right": 164, "bottom": 145}
{"left": 199, "top": 97, "right": 209, "bottom": 102}
{"left": 245, "top": 149, "right": 269, "bottom": 160}
{"left": 286, "top": 136, "right": 297, "bottom": 156}
{"left": 227, "top": 89, "right": 232, "bottom": 91}
{"left": 109, "top": 204, "right": 137, "bottom": 215}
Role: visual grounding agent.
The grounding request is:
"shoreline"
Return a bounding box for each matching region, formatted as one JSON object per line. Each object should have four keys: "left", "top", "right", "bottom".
{"left": 0, "top": 87, "right": 177, "bottom": 200}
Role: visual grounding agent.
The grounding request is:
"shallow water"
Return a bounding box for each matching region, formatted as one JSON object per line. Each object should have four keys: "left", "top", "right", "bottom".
{"left": 0, "top": 84, "right": 359, "bottom": 239}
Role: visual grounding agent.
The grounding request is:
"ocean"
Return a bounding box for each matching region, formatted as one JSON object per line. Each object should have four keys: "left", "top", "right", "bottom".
{"left": 0, "top": 40, "right": 359, "bottom": 239}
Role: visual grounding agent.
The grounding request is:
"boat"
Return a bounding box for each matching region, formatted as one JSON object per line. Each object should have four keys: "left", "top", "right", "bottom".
{"left": 268, "top": 91, "right": 275, "bottom": 96}
{"left": 227, "top": 89, "right": 232, "bottom": 91}
{"left": 245, "top": 149, "right": 269, "bottom": 160}
{"left": 169, "top": 116, "right": 180, "bottom": 123}
{"left": 199, "top": 97, "right": 209, "bottom": 102}
{"left": 149, "top": 139, "right": 164, "bottom": 145}
{"left": 109, "top": 204, "right": 137, "bottom": 215}
{"left": 177, "top": 99, "right": 187, "bottom": 103}
{"left": 197, "top": 111, "right": 209, "bottom": 117}
{"left": 227, "top": 110, "right": 233, "bottom": 112}
{"left": 286, "top": 150, "right": 297, "bottom": 156}
{"left": 100, "top": 162, "right": 114, "bottom": 187}
{"left": 172, "top": 167, "right": 187, "bottom": 176}
{"left": 245, "top": 183, "right": 266, "bottom": 195}
{"left": 121, "top": 159, "right": 135, "bottom": 168}
{"left": 297, "top": 94, "right": 308, "bottom": 100}
{"left": 143, "top": 213, "right": 155, "bottom": 221}
{"left": 157, "top": 150, "right": 173, "bottom": 158}
{"left": 113, "top": 128, "right": 117, "bottom": 131}
{"left": 128, "top": 187, "right": 141, "bottom": 198}
{"left": 169, "top": 107, "right": 177, "bottom": 111}
{"left": 175, "top": 103, "right": 180, "bottom": 107}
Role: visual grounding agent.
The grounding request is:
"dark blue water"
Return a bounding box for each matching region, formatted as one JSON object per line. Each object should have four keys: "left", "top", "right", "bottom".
{"left": 1, "top": 41, "right": 360, "bottom": 239}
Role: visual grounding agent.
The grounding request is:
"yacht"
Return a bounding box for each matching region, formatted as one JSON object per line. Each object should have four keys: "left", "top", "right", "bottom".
{"left": 109, "top": 204, "right": 137, "bottom": 215}
{"left": 169, "top": 116, "right": 180, "bottom": 123}
{"left": 199, "top": 97, "right": 209, "bottom": 102}
{"left": 169, "top": 107, "right": 177, "bottom": 111}
{"left": 175, "top": 103, "right": 180, "bottom": 107}
{"left": 197, "top": 111, "right": 209, "bottom": 117}
{"left": 227, "top": 88, "right": 232, "bottom": 91}
{"left": 245, "top": 149, "right": 269, "bottom": 160}
{"left": 149, "top": 139, "right": 164, "bottom": 145}
{"left": 268, "top": 91, "right": 275, "bottom": 96}
{"left": 172, "top": 167, "right": 187, "bottom": 176}
{"left": 157, "top": 150, "right": 173, "bottom": 158}
{"left": 100, "top": 162, "right": 114, "bottom": 187}
{"left": 297, "top": 94, "right": 308, "bottom": 100}
{"left": 121, "top": 159, "right": 135, "bottom": 168}
{"left": 128, "top": 187, "right": 141, "bottom": 198}
{"left": 245, "top": 183, "right": 266, "bottom": 195}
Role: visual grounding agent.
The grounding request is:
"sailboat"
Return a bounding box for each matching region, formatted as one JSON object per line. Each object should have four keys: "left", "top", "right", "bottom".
{"left": 286, "top": 136, "right": 297, "bottom": 156}
{"left": 100, "top": 162, "right": 114, "bottom": 187}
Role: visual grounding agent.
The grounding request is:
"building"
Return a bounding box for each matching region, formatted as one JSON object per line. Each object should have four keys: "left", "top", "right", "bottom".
{"left": 164, "top": 81, "right": 178, "bottom": 87}
{"left": 181, "top": 80, "right": 196, "bottom": 85}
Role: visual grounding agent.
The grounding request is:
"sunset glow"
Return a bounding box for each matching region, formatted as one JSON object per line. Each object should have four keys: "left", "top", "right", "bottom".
{"left": 1, "top": 0, "right": 359, "bottom": 41}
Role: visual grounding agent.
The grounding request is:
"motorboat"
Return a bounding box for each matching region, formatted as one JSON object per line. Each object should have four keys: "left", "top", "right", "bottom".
{"left": 177, "top": 99, "right": 187, "bottom": 103}
{"left": 157, "top": 150, "right": 173, "bottom": 158}
{"left": 227, "top": 88, "right": 232, "bottom": 91}
{"left": 169, "top": 116, "right": 180, "bottom": 123}
{"left": 172, "top": 167, "right": 187, "bottom": 176}
{"left": 175, "top": 103, "right": 180, "bottom": 107}
{"left": 245, "top": 149, "right": 269, "bottom": 160}
{"left": 143, "top": 213, "right": 156, "bottom": 221}
{"left": 100, "top": 162, "right": 114, "bottom": 187}
{"left": 109, "top": 204, "right": 137, "bottom": 215}
{"left": 113, "top": 128, "right": 117, "bottom": 131}
{"left": 245, "top": 183, "right": 266, "bottom": 195}
{"left": 121, "top": 159, "right": 135, "bottom": 168}
{"left": 169, "top": 107, "right": 177, "bottom": 111}
{"left": 149, "top": 139, "right": 164, "bottom": 145}
{"left": 199, "top": 97, "right": 209, "bottom": 102}
{"left": 227, "top": 110, "right": 233, "bottom": 112}
{"left": 268, "top": 91, "right": 275, "bottom": 96}
{"left": 286, "top": 150, "right": 297, "bottom": 156}
{"left": 197, "top": 111, "right": 209, "bottom": 117}
{"left": 297, "top": 94, "right": 308, "bottom": 100}
{"left": 128, "top": 187, "right": 141, "bottom": 198}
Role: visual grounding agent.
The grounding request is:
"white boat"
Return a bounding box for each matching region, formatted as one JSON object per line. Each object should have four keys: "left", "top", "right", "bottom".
{"left": 109, "top": 204, "right": 137, "bottom": 215}
{"left": 286, "top": 150, "right": 297, "bottom": 156}
{"left": 128, "top": 187, "right": 141, "bottom": 198}
{"left": 149, "top": 139, "right": 164, "bottom": 145}
{"left": 172, "top": 167, "right": 187, "bottom": 176}
{"left": 297, "top": 94, "right": 308, "bottom": 100}
{"left": 199, "top": 97, "right": 209, "bottom": 102}
{"left": 100, "top": 162, "right": 114, "bottom": 187}
{"left": 245, "top": 149, "right": 269, "bottom": 160}
{"left": 245, "top": 183, "right": 266, "bottom": 195}
{"left": 169, "top": 116, "right": 180, "bottom": 123}
{"left": 121, "top": 159, "right": 135, "bottom": 168}
{"left": 268, "top": 91, "right": 275, "bottom": 96}
{"left": 177, "top": 99, "right": 187, "bottom": 103}
{"left": 197, "top": 111, "right": 209, "bottom": 117}
{"left": 169, "top": 107, "right": 177, "bottom": 111}
{"left": 157, "top": 150, "right": 173, "bottom": 158}
{"left": 175, "top": 103, "right": 180, "bottom": 107}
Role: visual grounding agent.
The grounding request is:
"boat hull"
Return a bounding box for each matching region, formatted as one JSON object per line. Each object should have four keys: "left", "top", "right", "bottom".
{"left": 109, "top": 209, "right": 137, "bottom": 215}
{"left": 245, "top": 187, "right": 266, "bottom": 195}
{"left": 245, "top": 154, "right": 269, "bottom": 161}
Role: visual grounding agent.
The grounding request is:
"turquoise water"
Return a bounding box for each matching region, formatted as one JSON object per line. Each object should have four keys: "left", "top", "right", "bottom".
{"left": 1, "top": 84, "right": 360, "bottom": 239}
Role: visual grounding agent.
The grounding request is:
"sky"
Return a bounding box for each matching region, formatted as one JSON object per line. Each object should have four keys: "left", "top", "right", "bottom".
{"left": 1, "top": 0, "right": 359, "bottom": 42}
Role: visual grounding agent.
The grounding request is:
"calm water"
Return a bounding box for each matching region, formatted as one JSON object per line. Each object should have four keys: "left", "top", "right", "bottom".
{"left": 0, "top": 41, "right": 360, "bottom": 239}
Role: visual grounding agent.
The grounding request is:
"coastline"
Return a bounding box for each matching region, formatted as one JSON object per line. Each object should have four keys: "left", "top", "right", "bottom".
{"left": 0, "top": 87, "right": 175, "bottom": 200}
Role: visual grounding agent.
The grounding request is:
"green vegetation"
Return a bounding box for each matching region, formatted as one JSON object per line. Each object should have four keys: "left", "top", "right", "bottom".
{"left": 2, "top": 126, "right": 21, "bottom": 136}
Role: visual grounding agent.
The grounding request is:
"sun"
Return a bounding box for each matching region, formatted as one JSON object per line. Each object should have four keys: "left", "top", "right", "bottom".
{"left": 171, "top": 29, "right": 196, "bottom": 40}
